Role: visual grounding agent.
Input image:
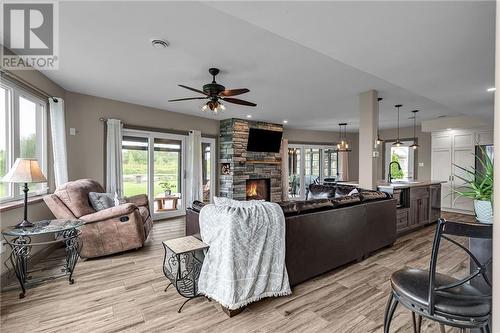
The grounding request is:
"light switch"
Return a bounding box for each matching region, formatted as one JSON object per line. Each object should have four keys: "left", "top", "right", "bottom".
{"left": 69, "top": 128, "right": 76, "bottom": 136}
{"left": 418, "top": 162, "right": 424, "bottom": 167}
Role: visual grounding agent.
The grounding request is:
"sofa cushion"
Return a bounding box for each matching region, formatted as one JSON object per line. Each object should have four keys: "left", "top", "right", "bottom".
{"left": 359, "top": 191, "right": 390, "bottom": 202}
{"left": 331, "top": 195, "right": 361, "bottom": 208}
{"left": 307, "top": 184, "right": 336, "bottom": 200}
{"left": 88, "top": 192, "right": 115, "bottom": 211}
{"left": 191, "top": 200, "right": 207, "bottom": 212}
{"left": 54, "top": 179, "right": 105, "bottom": 217}
{"left": 335, "top": 185, "right": 357, "bottom": 197}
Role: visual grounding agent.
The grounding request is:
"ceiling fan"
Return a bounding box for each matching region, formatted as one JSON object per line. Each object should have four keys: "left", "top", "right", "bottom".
{"left": 169, "top": 68, "right": 256, "bottom": 114}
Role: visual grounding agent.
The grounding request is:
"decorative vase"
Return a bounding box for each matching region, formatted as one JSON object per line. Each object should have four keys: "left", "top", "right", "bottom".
{"left": 165, "top": 189, "right": 171, "bottom": 196}
{"left": 474, "top": 200, "right": 493, "bottom": 224}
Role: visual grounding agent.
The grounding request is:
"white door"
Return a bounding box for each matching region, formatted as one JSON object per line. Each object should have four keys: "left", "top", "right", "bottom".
{"left": 452, "top": 147, "right": 475, "bottom": 212}
{"left": 432, "top": 148, "right": 452, "bottom": 209}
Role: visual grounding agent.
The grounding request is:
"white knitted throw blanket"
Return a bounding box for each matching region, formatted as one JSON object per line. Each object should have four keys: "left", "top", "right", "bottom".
{"left": 198, "top": 199, "right": 291, "bottom": 310}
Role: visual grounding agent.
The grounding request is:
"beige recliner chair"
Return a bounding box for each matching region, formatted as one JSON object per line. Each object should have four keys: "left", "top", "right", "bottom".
{"left": 43, "top": 179, "right": 153, "bottom": 258}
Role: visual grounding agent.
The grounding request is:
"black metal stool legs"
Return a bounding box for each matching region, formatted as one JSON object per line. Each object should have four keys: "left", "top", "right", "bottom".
{"left": 384, "top": 292, "right": 399, "bottom": 333}
{"left": 412, "top": 312, "right": 422, "bottom": 333}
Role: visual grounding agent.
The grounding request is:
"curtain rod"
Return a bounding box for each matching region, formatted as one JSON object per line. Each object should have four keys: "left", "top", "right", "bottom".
{"left": 0, "top": 69, "right": 59, "bottom": 103}
{"left": 99, "top": 118, "right": 217, "bottom": 139}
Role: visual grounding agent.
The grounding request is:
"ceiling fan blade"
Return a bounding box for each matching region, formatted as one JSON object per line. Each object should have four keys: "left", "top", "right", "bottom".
{"left": 220, "top": 88, "right": 250, "bottom": 97}
{"left": 168, "top": 97, "right": 207, "bottom": 102}
{"left": 178, "top": 84, "right": 208, "bottom": 96}
{"left": 222, "top": 97, "right": 257, "bottom": 107}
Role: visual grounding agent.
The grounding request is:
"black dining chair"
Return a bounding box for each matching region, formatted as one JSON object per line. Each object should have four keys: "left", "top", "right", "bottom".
{"left": 384, "top": 218, "right": 492, "bottom": 333}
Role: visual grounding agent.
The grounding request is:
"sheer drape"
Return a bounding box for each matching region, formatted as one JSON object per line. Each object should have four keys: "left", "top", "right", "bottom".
{"left": 187, "top": 130, "right": 203, "bottom": 205}
{"left": 281, "top": 139, "right": 289, "bottom": 201}
{"left": 49, "top": 97, "right": 68, "bottom": 187}
{"left": 106, "top": 119, "right": 123, "bottom": 195}
{"left": 338, "top": 151, "right": 349, "bottom": 181}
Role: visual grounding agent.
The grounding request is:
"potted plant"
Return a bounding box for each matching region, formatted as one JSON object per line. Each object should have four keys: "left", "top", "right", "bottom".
{"left": 453, "top": 147, "right": 493, "bottom": 223}
{"left": 159, "top": 181, "right": 174, "bottom": 196}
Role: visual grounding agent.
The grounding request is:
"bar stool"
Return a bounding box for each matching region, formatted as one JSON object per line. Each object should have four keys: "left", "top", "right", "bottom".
{"left": 384, "top": 218, "right": 492, "bottom": 333}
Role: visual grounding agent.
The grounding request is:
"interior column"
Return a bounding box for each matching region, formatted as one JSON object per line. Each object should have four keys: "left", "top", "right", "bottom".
{"left": 358, "top": 90, "right": 379, "bottom": 190}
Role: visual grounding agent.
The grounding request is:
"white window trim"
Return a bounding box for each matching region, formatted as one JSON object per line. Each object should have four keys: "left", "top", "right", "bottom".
{"left": 0, "top": 81, "right": 48, "bottom": 203}
{"left": 201, "top": 137, "right": 216, "bottom": 203}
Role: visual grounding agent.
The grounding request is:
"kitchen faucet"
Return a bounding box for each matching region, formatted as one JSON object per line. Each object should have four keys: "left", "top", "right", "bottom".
{"left": 388, "top": 161, "right": 402, "bottom": 183}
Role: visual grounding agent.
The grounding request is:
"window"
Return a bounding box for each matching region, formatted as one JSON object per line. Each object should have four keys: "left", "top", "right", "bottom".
{"left": 201, "top": 138, "right": 216, "bottom": 203}
{"left": 384, "top": 140, "right": 415, "bottom": 181}
{"left": 0, "top": 81, "right": 47, "bottom": 202}
{"left": 287, "top": 144, "right": 338, "bottom": 199}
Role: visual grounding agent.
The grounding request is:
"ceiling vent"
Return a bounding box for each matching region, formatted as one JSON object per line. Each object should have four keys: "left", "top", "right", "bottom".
{"left": 151, "top": 39, "right": 169, "bottom": 49}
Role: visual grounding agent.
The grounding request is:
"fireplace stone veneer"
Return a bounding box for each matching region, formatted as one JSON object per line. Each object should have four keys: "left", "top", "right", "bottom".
{"left": 219, "top": 118, "right": 283, "bottom": 202}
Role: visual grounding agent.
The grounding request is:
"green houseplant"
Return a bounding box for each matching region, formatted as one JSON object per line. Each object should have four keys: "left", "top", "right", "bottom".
{"left": 159, "top": 180, "right": 174, "bottom": 196}
{"left": 453, "top": 147, "right": 493, "bottom": 223}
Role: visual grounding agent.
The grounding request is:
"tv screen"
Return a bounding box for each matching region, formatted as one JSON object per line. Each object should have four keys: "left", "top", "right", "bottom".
{"left": 247, "top": 128, "right": 283, "bottom": 153}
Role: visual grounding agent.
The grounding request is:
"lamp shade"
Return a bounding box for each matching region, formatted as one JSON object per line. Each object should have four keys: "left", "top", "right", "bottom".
{"left": 2, "top": 158, "right": 47, "bottom": 183}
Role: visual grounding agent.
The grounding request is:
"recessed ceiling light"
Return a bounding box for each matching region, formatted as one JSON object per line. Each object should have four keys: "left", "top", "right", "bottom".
{"left": 487, "top": 87, "right": 496, "bottom": 92}
{"left": 246, "top": 114, "right": 252, "bottom": 118}
{"left": 151, "top": 39, "right": 169, "bottom": 48}
{"left": 283, "top": 120, "right": 288, "bottom": 124}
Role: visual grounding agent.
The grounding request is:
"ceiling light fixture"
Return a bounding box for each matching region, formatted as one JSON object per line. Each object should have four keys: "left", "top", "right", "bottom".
{"left": 246, "top": 114, "right": 252, "bottom": 118}
{"left": 151, "top": 39, "right": 169, "bottom": 48}
{"left": 376, "top": 97, "right": 384, "bottom": 145}
{"left": 409, "top": 110, "right": 420, "bottom": 150}
{"left": 201, "top": 100, "right": 225, "bottom": 115}
{"left": 283, "top": 120, "right": 288, "bottom": 124}
{"left": 393, "top": 104, "right": 403, "bottom": 147}
{"left": 335, "top": 123, "right": 351, "bottom": 152}
{"left": 487, "top": 87, "right": 496, "bottom": 92}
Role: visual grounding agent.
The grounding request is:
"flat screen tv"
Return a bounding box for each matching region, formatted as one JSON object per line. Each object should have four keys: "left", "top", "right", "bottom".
{"left": 247, "top": 128, "right": 283, "bottom": 153}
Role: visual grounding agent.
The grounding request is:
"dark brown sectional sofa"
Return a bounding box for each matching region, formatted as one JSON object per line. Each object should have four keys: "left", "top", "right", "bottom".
{"left": 186, "top": 185, "right": 397, "bottom": 286}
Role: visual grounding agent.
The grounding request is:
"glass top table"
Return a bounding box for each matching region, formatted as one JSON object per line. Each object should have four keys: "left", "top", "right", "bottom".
{"left": 1, "top": 219, "right": 84, "bottom": 298}
{"left": 2, "top": 219, "right": 84, "bottom": 237}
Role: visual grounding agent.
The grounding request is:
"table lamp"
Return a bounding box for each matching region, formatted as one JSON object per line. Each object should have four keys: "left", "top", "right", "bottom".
{"left": 2, "top": 158, "right": 47, "bottom": 228}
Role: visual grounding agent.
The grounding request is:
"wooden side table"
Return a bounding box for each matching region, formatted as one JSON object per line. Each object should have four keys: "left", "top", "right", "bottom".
{"left": 155, "top": 195, "right": 180, "bottom": 211}
{"left": 162, "top": 236, "right": 209, "bottom": 313}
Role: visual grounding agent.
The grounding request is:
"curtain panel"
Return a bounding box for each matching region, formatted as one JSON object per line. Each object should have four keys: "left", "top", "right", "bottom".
{"left": 187, "top": 130, "right": 203, "bottom": 205}
{"left": 106, "top": 119, "right": 123, "bottom": 196}
{"left": 49, "top": 97, "right": 69, "bottom": 187}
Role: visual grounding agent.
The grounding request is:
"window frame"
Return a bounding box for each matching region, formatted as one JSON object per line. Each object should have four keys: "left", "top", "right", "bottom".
{"left": 0, "top": 80, "right": 48, "bottom": 203}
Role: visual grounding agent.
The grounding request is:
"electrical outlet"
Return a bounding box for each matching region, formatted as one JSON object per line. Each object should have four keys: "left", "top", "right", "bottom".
{"left": 418, "top": 162, "right": 424, "bottom": 167}
{"left": 69, "top": 128, "right": 76, "bottom": 136}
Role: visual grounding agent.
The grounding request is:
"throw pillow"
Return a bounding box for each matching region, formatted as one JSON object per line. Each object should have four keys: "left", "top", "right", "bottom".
{"left": 348, "top": 188, "right": 359, "bottom": 196}
{"left": 89, "top": 192, "right": 115, "bottom": 211}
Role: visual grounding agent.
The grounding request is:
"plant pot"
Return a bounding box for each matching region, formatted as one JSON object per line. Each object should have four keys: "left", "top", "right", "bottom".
{"left": 474, "top": 200, "right": 493, "bottom": 224}
{"left": 165, "top": 190, "right": 171, "bottom": 196}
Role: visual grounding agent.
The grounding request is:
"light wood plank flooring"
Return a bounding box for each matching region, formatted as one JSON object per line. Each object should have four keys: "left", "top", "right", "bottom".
{"left": 1, "top": 212, "right": 474, "bottom": 332}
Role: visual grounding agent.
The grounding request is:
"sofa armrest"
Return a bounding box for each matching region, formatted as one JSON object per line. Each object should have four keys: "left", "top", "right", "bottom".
{"left": 80, "top": 203, "right": 137, "bottom": 223}
{"left": 124, "top": 194, "right": 149, "bottom": 207}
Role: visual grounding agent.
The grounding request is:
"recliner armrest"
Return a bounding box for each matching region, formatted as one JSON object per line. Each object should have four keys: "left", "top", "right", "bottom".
{"left": 124, "top": 194, "right": 149, "bottom": 207}
{"left": 80, "top": 203, "right": 138, "bottom": 223}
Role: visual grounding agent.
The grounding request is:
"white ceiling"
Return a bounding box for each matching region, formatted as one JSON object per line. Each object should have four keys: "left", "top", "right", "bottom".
{"left": 21, "top": 1, "right": 496, "bottom": 130}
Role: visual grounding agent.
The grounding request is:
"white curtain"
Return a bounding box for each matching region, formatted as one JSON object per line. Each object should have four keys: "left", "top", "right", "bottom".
{"left": 187, "top": 130, "right": 203, "bottom": 205}
{"left": 281, "top": 139, "right": 289, "bottom": 201}
{"left": 338, "top": 151, "right": 349, "bottom": 181}
{"left": 49, "top": 97, "right": 68, "bottom": 187}
{"left": 106, "top": 119, "right": 123, "bottom": 196}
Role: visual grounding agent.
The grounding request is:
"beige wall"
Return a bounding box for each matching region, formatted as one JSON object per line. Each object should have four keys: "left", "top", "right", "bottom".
{"left": 65, "top": 92, "right": 219, "bottom": 184}
{"left": 377, "top": 125, "right": 432, "bottom": 181}
{"left": 283, "top": 128, "right": 359, "bottom": 181}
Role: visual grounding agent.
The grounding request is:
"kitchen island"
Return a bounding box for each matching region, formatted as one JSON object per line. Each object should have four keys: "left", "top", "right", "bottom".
{"left": 339, "top": 180, "right": 444, "bottom": 235}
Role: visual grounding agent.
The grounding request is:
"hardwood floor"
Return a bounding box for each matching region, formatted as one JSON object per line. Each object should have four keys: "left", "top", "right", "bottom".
{"left": 1, "top": 212, "right": 473, "bottom": 332}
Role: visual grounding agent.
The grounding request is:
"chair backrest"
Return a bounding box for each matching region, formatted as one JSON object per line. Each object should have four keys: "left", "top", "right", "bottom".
{"left": 428, "top": 218, "right": 492, "bottom": 315}
{"left": 53, "top": 179, "right": 105, "bottom": 218}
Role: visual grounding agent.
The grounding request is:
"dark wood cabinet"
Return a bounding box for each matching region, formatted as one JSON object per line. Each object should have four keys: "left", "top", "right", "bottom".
{"left": 395, "top": 185, "right": 435, "bottom": 235}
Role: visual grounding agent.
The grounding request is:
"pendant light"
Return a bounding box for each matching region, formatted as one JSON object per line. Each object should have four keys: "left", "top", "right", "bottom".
{"left": 376, "top": 97, "right": 384, "bottom": 145}
{"left": 409, "top": 110, "right": 420, "bottom": 150}
{"left": 392, "top": 104, "right": 403, "bottom": 147}
{"left": 336, "top": 123, "right": 351, "bottom": 152}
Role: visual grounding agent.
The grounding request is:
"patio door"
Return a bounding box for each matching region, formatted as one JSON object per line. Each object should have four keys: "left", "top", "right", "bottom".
{"left": 122, "top": 129, "right": 186, "bottom": 219}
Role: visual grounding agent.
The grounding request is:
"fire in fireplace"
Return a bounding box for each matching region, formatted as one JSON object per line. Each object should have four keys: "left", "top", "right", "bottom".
{"left": 246, "top": 179, "right": 271, "bottom": 201}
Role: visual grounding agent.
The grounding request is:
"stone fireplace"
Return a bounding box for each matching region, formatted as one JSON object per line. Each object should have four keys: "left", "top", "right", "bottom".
{"left": 246, "top": 178, "right": 271, "bottom": 201}
{"left": 219, "top": 118, "right": 283, "bottom": 202}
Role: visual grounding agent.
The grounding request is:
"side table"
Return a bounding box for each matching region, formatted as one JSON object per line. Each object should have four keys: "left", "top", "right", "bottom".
{"left": 162, "top": 235, "right": 209, "bottom": 313}
{"left": 155, "top": 195, "right": 180, "bottom": 211}
{"left": 2, "top": 219, "right": 83, "bottom": 298}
